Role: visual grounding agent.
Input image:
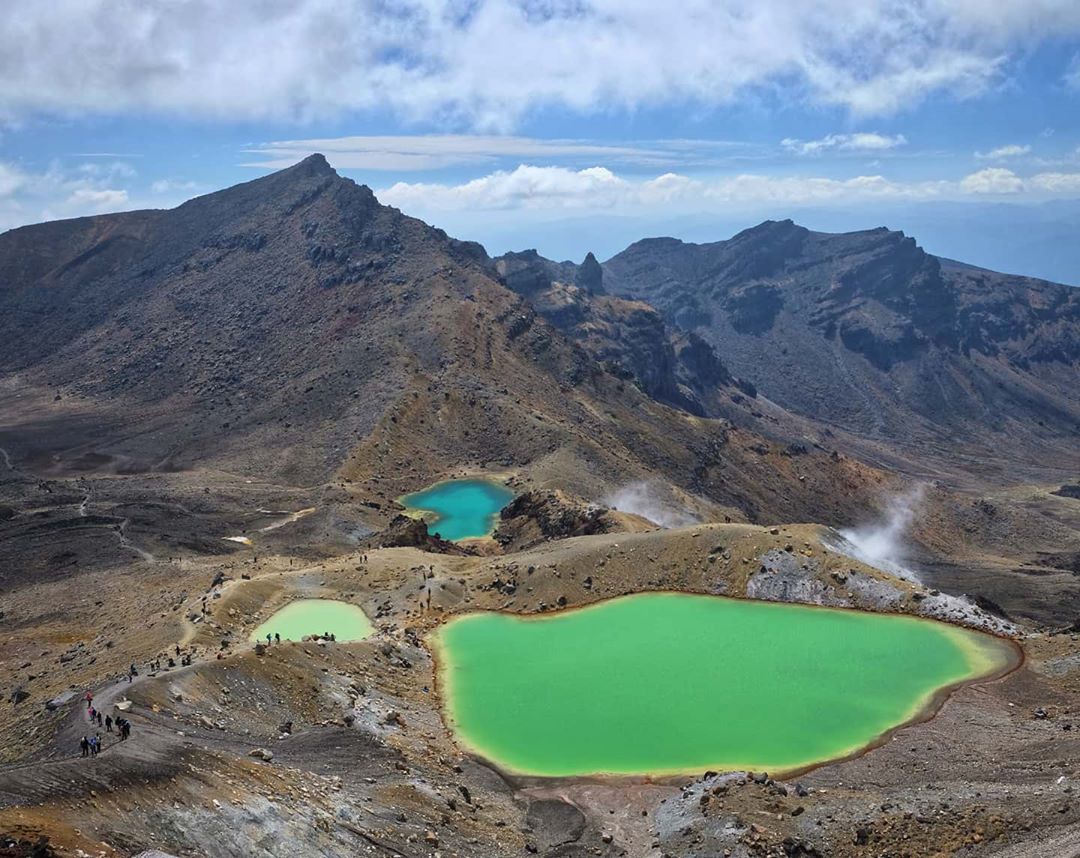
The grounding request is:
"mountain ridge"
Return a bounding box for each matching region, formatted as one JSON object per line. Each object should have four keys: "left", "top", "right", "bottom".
{"left": 2, "top": 157, "right": 1076, "bottom": 489}
{"left": 0, "top": 155, "right": 887, "bottom": 534}
{"left": 601, "top": 217, "right": 1079, "bottom": 478}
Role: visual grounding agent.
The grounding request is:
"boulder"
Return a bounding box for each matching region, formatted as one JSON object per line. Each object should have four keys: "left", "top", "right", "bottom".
{"left": 526, "top": 798, "right": 586, "bottom": 848}
{"left": 45, "top": 690, "right": 77, "bottom": 712}
{"left": 248, "top": 748, "right": 274, "bottom": 761}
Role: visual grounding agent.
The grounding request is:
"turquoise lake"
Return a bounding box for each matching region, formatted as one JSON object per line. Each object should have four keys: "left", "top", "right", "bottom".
{"left": 399, "top": 478, "right": 515, "bottom": 541}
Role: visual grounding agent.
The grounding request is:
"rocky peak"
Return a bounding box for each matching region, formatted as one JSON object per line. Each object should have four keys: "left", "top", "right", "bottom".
{"left": 730, "top": 219, "right": 805, "bottom": 242}
{"left": 289, "top": 152, "right": 335, "bottom": 176}
{"left": 575, "top": 251, "right": 604, "bottom": 295}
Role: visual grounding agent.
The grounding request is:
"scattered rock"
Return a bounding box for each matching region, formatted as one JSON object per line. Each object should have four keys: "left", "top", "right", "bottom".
{"left": 248, "top": 748, "right": 274, "bottom": 761}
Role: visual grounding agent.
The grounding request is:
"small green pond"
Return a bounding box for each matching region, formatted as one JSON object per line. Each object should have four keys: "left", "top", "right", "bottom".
{"left": 432, "top": 593, "right": 1016, "bottom": 778}
{"left": 250, "top": 599, "right": 373, "bottom": 643}
{"left": 399, "top": 478, "right": 514, "bottom": 541}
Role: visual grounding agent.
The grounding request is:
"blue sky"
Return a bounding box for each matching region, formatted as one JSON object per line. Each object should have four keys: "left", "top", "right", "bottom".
{"left": 2, "top": 1, "right": 1080, "bottom": 281}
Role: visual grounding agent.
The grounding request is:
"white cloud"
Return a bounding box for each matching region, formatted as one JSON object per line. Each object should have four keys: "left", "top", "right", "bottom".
{"left": 0, "top": 160, "right": 141, "bottom": 231}
{"left": 379, "top": 164, "right": 943, "bottom": 212}
{"left": 379, "top": 162, "right": 1080, "bottom": 213}
{"left": 243, "top": 135, "right": 702, "bottom": 171}
{"left": 150, "top": 178, "right": 205, "bottom": 194}
{"left": 0, "top": 162, "right": 25, "bottom": 198}
{"left": 960, "top": 167, "right": 1024, "bottom": 193}
{"left": 1029, "top": 172, "right": 1080, "bottom": 193}
{"left": 781, "top": 133, "right": 907, "bottom": 155}
{"left": 975, "top": 144, "right": 1031, "bottom": 159}
{"left": 382, "top": 165, "right": 636, "bottom": 210}
{"left": 60, "top": 187, "right": 130, "bottom": 210}
{"left": 1, "top": 2, "right": 1079, "bottom": 128}
{"left": 1066, "top": 54, "right": 1080, "bottom": 89}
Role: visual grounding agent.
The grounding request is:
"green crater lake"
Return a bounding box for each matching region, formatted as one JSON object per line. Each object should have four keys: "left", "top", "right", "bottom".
{"left": 433, "top": 593, "right": 1016, "bottom": 778}
{"left": 399, "top": 478, "right": 515, "bottom": 541}
{"left": 250, "top": 599, "right": 373, "bottom": 643}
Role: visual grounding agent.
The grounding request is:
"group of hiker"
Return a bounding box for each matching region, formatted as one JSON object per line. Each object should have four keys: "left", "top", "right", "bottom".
{"left": 262, "top": 631, "right": 337, "bottom": 645}
{"left": 135, "top": 644, "right": 196, "bottom": 678}
{"left": 79, "top": 735, "right": 101, "bottom": 757}
{"left": 79, "top": 692, "right": 132, "bottom": 759}
{"left": 77, "top": 639, "right": 205, "bottom": 761}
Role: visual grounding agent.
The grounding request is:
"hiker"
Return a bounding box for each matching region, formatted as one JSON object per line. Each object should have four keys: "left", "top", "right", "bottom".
{"left": 175, "top": 644, "right": 180, "bottom": 657}
{"left": 266, "top": 633, "right": 272, "bottom": 646}
{"left": 89, "top": 735, "right": 98, "bottom": 757}
{"left": 85, "top": 691, "right": 93, "bottom": 709}
{"left": 80, "top": 736, "right": 89, "bottom": 757}
{"left": 96, "top": 712, "right": 103, "bottom": 727}
{"left": 121, "top": 721, "right": 131, "bottom": 740}
{"left": 105, "top": 715, "right": 113, "bottom": 732}
{"left": 88, "top": 706, "right": 95, "bottom": 721}
{"left": 274, "top": 633, "right": 280, "bottom": 644}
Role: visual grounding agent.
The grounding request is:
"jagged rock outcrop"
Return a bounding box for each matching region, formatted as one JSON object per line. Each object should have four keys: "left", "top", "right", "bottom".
{"left": 365, "top": 515, "right": 471, "bottom": 555}
{"left": 493, "top": 249, "right": 735, "bottom": 415}
{"left": 494, "top": 489, "right": 614, "bottom": 551}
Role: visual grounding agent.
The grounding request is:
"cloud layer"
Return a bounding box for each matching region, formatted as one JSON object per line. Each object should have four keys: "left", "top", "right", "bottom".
{"left": 244, "top": 136, "right": 739, "bottom": 171}
{"left": 0, "top": 159, "right": 200, "bottom": 232}
{"left": 975, "top": 144, "right": 1031, "bottom": 160}
{"left": 781, "top": 133, "right": 908, "bottom": 155}
{"left": 377, "top": 163, "right": 1080, "bottom": 213}
{"left": 2, "top": 1, "right": 1080, "bottom": 128}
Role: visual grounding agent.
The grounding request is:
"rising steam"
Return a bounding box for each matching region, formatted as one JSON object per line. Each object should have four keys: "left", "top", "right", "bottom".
{"left": 835, "top": 485, "right": 926, "bottom": 583}
{"left": 601, "top": 482, "right": 697, "bottom": 529}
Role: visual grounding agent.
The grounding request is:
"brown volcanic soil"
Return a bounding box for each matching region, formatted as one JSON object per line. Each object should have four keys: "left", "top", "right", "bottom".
{"left": 0, "top": 521, "right": 1077, "bottom": 857}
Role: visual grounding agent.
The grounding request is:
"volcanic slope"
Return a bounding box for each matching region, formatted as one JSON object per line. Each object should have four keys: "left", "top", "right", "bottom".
{"left": 602, "top": 220, "right": 1080, "bottom": 483}
{"left": 0, "top": 155, "right": 880, "bottom": 530}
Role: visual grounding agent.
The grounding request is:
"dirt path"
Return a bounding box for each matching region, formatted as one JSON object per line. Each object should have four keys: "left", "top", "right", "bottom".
{"left": 116, "top": 517, "right": 156, "bottom": 563}
{"left": 0, "top": 654, "right": 224, "bottom": 809}
{"left": 258, "top": 506, "right": 317, "bottom": 533}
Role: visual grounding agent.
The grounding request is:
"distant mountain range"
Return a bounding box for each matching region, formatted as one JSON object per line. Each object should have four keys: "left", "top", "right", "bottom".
{"left": 0, "top": 154, "right": 1076, "bottom": 495}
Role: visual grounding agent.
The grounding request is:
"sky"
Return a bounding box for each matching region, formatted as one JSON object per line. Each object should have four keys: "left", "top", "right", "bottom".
{"left": 2, "top": 1, "right": 1080, "bottom": 282}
